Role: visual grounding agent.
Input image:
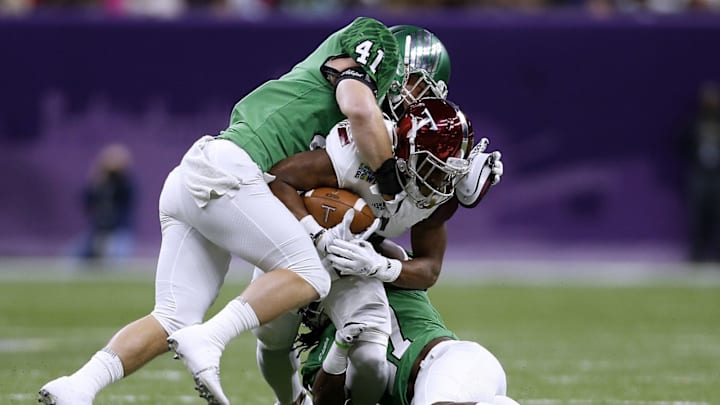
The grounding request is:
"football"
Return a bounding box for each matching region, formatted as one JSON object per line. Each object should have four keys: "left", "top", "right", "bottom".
{"left": 303, "top": 187, "right": 376, "bottom": 233}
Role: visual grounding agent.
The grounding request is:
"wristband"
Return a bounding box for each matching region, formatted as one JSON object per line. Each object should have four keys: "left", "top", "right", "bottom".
{"left": 377, "top": 258, "right": 402, "bottom": 283}
{"left": 300, "top": 215, "right": 325, "bottom": 245}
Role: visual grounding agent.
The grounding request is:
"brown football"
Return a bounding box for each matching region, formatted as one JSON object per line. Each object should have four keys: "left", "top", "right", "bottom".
{"left": 303, "top": 187, "right": 376, "bottom": 233}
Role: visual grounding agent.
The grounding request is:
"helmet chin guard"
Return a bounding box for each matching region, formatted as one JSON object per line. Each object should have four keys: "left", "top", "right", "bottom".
{"left": 394, "top": 98, "right": 473, "bottom": 208}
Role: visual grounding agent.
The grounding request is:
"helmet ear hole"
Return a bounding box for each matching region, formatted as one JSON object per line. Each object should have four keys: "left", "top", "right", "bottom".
{"left": 396, "top": 158, "right": 408, "bottom": 174}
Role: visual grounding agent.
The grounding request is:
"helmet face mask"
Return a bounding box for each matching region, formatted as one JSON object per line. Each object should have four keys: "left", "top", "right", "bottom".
{"left": 383, "top": 25, "right": 451, "bottom": 121}
{"left": 387, "top": 72, "right": 448, "bottom": 121}
{"left": 394, "top": 98, "right": 473, "bottom": 208}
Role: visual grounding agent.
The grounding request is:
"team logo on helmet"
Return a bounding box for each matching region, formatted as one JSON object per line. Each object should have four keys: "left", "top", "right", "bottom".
{"left": 394, "top": 98, "right": 474, "bottom": 208}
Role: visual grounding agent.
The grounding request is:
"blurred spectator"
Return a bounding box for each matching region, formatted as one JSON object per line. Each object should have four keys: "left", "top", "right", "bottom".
{"left": 683, "top": 81, "right": 720, "bottom": 263}
{"left": 0, "top": 0, "right": 33, "bottom": 14}
{"left": 75, "top": 143, "right": 137, "bottom": 260}
{"left": 116, "top": 0, "right": 186, "bottom": 17}
{"left": 3, "top": 0, "right": 720, "bottom": 15}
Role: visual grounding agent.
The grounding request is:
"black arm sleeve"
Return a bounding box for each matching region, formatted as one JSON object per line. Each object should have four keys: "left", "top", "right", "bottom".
{"left": 375, "top": 157, "right": 403, "bottom": 195}
{"left": 334, "top": 66, "right": 378, "bottom": 97}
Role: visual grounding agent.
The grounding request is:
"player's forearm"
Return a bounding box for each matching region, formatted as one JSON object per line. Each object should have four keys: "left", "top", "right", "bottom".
{"left": 391, "top": 257, "right": 442, "bottom": 289}
{"left": 375, "top": 238, "right": 443, "bottom": 289}
{"left": 336, "top": 80, "right": 393, "bottom": 170}
{"left": 269, "top": 150, "right": 338, "bottom": 220}
{"left": 349, "top": 112, "right": 393, "bottom": 171}
{"left": 269, "top": 179, "right": 309, "bottom": 221}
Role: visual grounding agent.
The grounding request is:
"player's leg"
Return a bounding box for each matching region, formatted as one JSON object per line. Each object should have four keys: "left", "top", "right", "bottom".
{"left": 250, "top": 267, "right": 310, "bottom": 405}
{"left": 323, "top": 276, "right": 391, "bottom": 405}
{"left": 345, "top": 340, "right": 390, "bottom": 404}
{"left": 167, "top": 139, "right": 329, "bottom": 403}
{"left": 39, "top": 168, "right": 230, "bottom": 405}
{"left": 167, "top": 185, "right": 326, "bottom": 403}
{"left": 411, "top": 340, "right": 513, "bottom": 405}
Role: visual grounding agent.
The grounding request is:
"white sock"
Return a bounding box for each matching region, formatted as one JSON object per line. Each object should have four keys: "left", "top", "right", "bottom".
{"left": 69, "top": 348, "right": 124, "bottom": 397}
{"left": 322, "top": 339, "right": 350, "bottom": 375}
{"left": 204, "top": 297, "right": 260, "bottom": 348}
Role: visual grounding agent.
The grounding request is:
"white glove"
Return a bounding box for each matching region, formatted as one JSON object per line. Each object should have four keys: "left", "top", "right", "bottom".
{"left": 455, "top": 138, "right": 503, "bottom": 208}
{"left": 326, "top": 239, "right": 402, "bottom": 283}
{"left": 300, "top": 210, "right": 381, "bottom": 256}
{"left": 470, "top": 137, "right": 503, "bottom": 185}
{"left": 488, "top": 150, "right": 503, "bottom": 186}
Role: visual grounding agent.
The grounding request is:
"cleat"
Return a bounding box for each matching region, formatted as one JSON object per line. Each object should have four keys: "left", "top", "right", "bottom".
{"left": 38, "top": 389, "right": 55, "bottom": 405}
{"left": 193, "top": 367, "right": 228, "bottom": 405}
{"left": 38, "top": 376, "right": 93, "bottom": 405}
{"left": 168, "top": 325, "right": 228, "bottom": 405}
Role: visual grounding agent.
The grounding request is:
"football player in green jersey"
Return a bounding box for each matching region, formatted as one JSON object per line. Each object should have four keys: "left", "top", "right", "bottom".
{"left": 246, "top": 25, "right": 465, "bottom": 405}
{"left": 248, "top": 25, "right": 504, "bottom": 405}
{"left": 39, "top": 17, "right": 404, "bottom": 405}
{"left": 300, "top": 284, "right": 520, "bottom": 405}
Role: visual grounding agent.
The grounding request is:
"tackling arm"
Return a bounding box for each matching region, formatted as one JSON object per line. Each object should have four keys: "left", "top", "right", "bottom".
{"left": 335, "top": 78, "right": 393, "bottom": 171}
{"left": 326, "top": 57, "right": 399, "bottom": 195}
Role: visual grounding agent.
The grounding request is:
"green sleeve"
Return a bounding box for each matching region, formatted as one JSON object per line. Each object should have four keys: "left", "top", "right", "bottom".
{"left": 339, "top": 17, "right": 400, "bottom": 99}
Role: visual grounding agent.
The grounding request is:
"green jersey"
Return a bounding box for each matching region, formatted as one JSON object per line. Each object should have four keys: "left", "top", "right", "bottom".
{"left": 301, "top": 288, "right": 457, "bottom": 405}
{"left": 218, "top": 17, "right": 400, "bottom": 172}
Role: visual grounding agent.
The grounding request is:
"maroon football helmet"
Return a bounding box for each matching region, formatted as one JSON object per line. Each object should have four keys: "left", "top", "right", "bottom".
{"left": 395, "top": 98, "right": 474, "bottom": 208}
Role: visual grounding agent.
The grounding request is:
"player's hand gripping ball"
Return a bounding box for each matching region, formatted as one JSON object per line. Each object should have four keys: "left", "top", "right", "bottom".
{"left": 303, "top": 187, "right": 376, "bottom": 234}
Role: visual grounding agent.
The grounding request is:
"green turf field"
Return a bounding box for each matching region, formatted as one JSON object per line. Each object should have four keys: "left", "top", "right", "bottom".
{"left": 1, "top": 263, "right": 719, "bottom": 404}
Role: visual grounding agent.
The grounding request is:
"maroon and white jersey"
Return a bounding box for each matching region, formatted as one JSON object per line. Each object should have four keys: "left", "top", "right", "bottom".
{"left": 324, "top": 119, "right": 440, "bottom": 238}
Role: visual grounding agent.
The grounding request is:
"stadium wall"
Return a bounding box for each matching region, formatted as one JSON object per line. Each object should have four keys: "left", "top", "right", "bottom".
{"left": 2, "top": 11, "right": 719, "bottom": 261}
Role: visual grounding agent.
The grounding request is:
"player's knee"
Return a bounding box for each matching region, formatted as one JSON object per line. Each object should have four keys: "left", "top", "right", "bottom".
{"left": 349, "top": 341, "right": 388, "bottom": 376}
{"left": 297, "top": 266, "right": 331, "bottom": 299}
{"left": 255, "top": 333, "right": 294, "bottom": 351}
{"left": 150, "top": 311, "right": 197, "bottom": 335}
{"left": 352, "top": 352, "right": 387, "bottom": 375}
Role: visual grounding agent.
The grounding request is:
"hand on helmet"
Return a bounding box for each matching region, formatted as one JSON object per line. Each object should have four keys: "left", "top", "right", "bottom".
{"left": 326, "top": 239, "right": 402, "bottom": 283}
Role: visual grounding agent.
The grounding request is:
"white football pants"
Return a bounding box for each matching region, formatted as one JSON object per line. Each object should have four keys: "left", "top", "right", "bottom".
{"left": 411, "top": 340, "right": 510, "bottom": 405}
{"left": 251, "top": 267, "right": 391, "bottom": 348}
{"left": 252, "top": 268, "right": 390, "bottom": 404}
{"left": 151, "top": 137, "right": 329, "bottom": 334}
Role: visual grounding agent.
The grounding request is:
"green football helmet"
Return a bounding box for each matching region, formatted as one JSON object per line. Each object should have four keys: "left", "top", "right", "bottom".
{"left": 382, "top": 25, "right": 452, "bottom": 121}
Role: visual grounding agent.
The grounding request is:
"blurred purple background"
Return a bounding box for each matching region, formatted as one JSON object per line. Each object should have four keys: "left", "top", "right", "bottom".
{"left": 1, "top": 11, "right": 719, "bottom": 262}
